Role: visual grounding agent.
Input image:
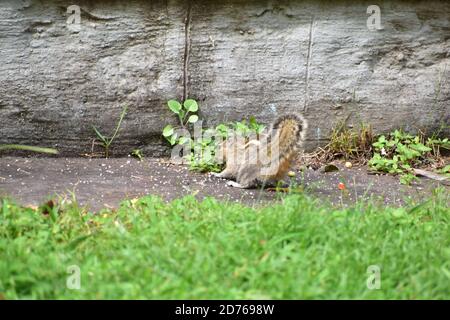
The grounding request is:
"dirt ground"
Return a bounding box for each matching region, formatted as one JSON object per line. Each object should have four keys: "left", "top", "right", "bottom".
{"left": 0, "top": 157, "right": 448, "bottom": 211}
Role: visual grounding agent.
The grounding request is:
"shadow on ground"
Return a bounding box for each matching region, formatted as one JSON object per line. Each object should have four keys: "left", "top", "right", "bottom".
{"left": 0, "top": 157, "right": 447, "bottom": 211}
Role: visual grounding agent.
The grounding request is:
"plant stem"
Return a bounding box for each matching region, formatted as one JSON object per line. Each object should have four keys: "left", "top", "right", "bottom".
{"left": 0, "top": 144, "right": 58, "bottom": 154}
{"left": 109, "top": 106, "right": 128, "bottom": 143}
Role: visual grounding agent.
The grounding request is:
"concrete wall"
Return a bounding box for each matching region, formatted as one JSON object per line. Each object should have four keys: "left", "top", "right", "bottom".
{"left": 1, "top": 0, "right": 449, "bottom": 156}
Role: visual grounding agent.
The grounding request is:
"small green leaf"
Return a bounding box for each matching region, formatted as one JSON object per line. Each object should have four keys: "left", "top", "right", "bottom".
{"left": 93, "top": 126, "right": 108, "bottom": 144}
{"left": 178, "top": 136, "right": 187, "bottom": 145}
{"left": 410, "top": 143, "right": 432, "bottom": 153}
{"left": 188, "top": 115, "right": 199, "bottom": 123}
{"left": 66, "top": 234, "right": 93, "bottom": 250}
{"left": 162, "top": 125, "right": 174, "bottom": 137}
{"left": 256, "top": 125, "right": 266, "bottom": 134}
{"left": 386, "top": 140, "right": 396, "bottom": 147}
{"left": 168, "top": 100, "right": 182, "bottom": 114}
{"left": 184, "top": 99, "right": 198, "bottom": 112}
{"left": 169, "top": 135, "right": 177, "bottom": 146}
{"left": 438, "top": 164, "right": 450, "bottom": 174}
{"left": 216, "top": 124, "right": 228, "bottom": 131}
{"left": 203, "top": 136, "right": 212, "bottom": 144}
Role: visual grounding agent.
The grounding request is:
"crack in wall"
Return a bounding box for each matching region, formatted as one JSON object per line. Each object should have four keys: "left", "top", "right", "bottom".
{"left": 254, "top": 6, "right": 295, "bottom": 18}
{"left": 182, "top": 1, "right": 192, "bottom": 102}
{"left": 304, "top": 15, "right": 315, "bottom": 112}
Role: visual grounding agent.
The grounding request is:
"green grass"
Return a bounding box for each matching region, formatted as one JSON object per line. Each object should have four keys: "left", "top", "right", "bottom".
{"left": 0, "top": 189, "right": 449, "bottom": 299}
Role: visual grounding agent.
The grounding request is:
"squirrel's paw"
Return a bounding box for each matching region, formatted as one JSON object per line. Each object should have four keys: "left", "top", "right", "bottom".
{"left": 226, "top": 181, "right": 245, "bottom": 188}
{"left": 211, "top": 172, "right": 223, "bottom": 178}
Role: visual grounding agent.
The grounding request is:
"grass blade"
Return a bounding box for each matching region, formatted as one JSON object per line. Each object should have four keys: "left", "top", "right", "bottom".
{"left": 0, "top": 144, "right": 58, "bottom": 154}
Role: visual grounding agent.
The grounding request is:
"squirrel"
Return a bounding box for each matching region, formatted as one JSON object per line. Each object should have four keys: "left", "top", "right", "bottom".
{"left": 213, "top": 114, "right": 307, "bottom": 189}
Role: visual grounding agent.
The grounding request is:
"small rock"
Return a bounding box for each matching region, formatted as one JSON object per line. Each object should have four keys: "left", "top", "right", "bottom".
{"left": 397, "top": 52, "right": 405, "bottom": 61}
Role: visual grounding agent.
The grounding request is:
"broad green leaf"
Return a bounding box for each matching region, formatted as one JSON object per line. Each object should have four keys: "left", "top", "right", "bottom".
{"left": 162, "top": 125, "right": 174, "bottom": 137}
{"left": 178, "top": 136, "right": 188, "bottom": 145}
{"left": 215, "top": 124, "right": 229, "bottom": 138}
{"left": 410, "top": 143, "right": 432, "bottom": 153}
{"left": 168, "top": 100, "right": 182, "bottom": 114}
{"left": 203, "top": 136, "right": 212, "bottom": 144}
{"left": 386, "top": 140, "right": 396, "bottom": 147}
{"left": 169, "top": 135, "right": 177, "bottom": 146}
{"left": 184, "top": 99, "right": 198, "bottom": 112}
{"left": 216, "top": 124, "right": 228, "bottom": 132}
{"left": 188, "top": 115, "right": 199, "bottom": 123}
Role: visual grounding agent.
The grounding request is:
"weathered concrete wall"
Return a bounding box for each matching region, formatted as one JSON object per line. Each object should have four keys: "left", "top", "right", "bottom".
{"left": 1, "top": 0, "right": 449, "bottom": 156}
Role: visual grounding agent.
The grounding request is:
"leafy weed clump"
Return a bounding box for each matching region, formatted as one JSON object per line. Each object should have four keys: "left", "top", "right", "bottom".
{"left": 369, "top": 130, "right": 449, "bottom": 184}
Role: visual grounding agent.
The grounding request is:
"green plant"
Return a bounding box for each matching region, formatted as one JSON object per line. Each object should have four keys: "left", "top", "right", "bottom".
{"left": 306, "top": 121, "right": 374, "bottom": 169}
{"left": 0, "top": 144, "right": 58, "bottom": 154}
{"left": 186, "top": 128, "right": 219, "bottom": 172}
{"left": 437, "top": 164, "right": 450, "bottom": 176}
{"left": 231, "top": 117, "right": 266, "bottom": 138}
{"left": 399, "top": 172, "right": 419, "bottom": 185}
{"left": 162, "top": 98, "right": 219, "bottom": 172}
{"left": 93, "top": 105, "right": 128, "bottom": 158}
{"left": 162, "top": 99, "right": 199, "bottom": 146}
{"left": 162, "top": 99, "right": 265, "bottom": 173}
{"left": 368, "top": 130, "right": 448, "bottom": 184}
{"left": 426, "top": 136, "right": 450, "bottom": 158}
{"left": 131, "top": 149, "right": 144, "bottom": 161}
{"left": 328, "top": 122, "right": 373, "bottom": 161}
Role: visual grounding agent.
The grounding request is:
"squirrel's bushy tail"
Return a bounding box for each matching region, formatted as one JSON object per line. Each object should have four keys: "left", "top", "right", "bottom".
{"left": 271, "top": 113, "right": 307, "bottom": 156}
